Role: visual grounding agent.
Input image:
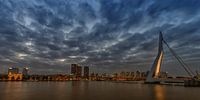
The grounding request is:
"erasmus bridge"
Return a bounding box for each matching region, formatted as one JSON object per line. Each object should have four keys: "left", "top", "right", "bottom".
{"left": 145, "top": 32, "right": 196, "bottom": 83}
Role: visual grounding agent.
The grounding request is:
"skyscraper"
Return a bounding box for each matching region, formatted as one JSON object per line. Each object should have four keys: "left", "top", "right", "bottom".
{"left": 71, "top": 64, "right": 82, "bottom": 77}
{"left": 84, "top": 66, "right": 89, "bottom": 79}
{"left": 71, "top": 64, "right": 77, "bottom": 75}
{"left": 77, "top": 65, "right": 82, "bottom": 77}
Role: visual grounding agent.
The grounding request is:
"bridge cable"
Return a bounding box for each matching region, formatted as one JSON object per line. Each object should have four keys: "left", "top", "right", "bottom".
{"left": 162, "top": 40, "right": 194, "bottom": 77}
{"left": 163, "top": 40, "right": 195, "bottom": 75}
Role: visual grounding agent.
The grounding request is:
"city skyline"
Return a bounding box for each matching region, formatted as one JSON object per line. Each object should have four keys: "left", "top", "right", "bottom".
{"left": 3, "top": 64, "right": 148, "bottom": 81}
{"left": 0, "top": 0, "right": 200, "bottom": 75}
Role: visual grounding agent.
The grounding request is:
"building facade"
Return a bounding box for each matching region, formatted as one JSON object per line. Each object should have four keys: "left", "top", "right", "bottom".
{"left": 22, "top": 67, "right": 29, "bottom": 76}
{"left": 71, "top": 64, "right": 82, "bottom": 77}
{"left": 8, "top": 67, "right": 19, "bottom": 74}
{"left": 8, "top": 67, "right": 22, "bottom": 81}
{"left": 84, "top": 66, "right": 89, "bottom": 79}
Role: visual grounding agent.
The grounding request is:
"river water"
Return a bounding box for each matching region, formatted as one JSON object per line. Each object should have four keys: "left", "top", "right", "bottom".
{"left": 0, "top": 81, "right": 199, "bottom": 100}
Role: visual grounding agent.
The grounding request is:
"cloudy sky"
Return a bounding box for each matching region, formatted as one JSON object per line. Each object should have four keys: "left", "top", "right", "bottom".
{"left": 0, "top": 0, "right": 200, "bottom": 75}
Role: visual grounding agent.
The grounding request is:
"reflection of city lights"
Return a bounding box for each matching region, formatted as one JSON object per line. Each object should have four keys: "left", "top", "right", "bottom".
{"left": 154, "top": 85, "right": 165, "bottom": 100}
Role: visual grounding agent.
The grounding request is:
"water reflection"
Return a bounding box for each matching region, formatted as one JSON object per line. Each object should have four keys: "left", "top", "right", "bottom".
{"left": 3, "top": 82, "right": 23, "bottom": 100}
{"left": 0, "top": 82, "right": 200, "bottom": 100}
{"left": 70, "top": 81, "right": 89, "bottom": 100}
{"left": 154, "top": 85, "right": 165, "bottom": 100}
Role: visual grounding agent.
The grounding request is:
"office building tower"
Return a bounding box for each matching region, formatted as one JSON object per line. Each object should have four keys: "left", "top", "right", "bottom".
{"left": 84, "top": 66, "right": 89, "bottom": 78}
{"left": 71, "top": 64, "right": 82, "bottom": 77}
{"left": 8, "top": 67, "right": 19, "bottom": 74}
{"left": 77, "top": 65, "right": 82, "bottom": 77}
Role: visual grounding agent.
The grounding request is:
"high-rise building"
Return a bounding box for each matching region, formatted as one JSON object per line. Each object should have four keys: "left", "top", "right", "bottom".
{"left": 8, "top": 67, "right": 19, "bottom": 74}
{"left": 84, "top": 66, "right": 89, "bottom": 78}
{"left": 7, "top": 67, "right": 22, "bottom": 81}
{"left": 71, "top": 64, "right": 77, "bottom": 75}
{"left": 71, "top": 64, "right": 82, "bottom": 77}
{"left": 22, "top": 67, "right": 29, "bottom": 76}
{"left": 77, "top": 65, "right": 82, "bottom": 77}
{"left": 131, "top": 72, "right": 135, "bottom": 77}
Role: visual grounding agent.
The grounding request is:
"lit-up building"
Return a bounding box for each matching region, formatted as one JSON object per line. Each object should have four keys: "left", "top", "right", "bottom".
{"left": 84, "top": 66, "right": 89, "bottom": 78}
{"left": 120, "top": 71, "right": 126, "bottom": 78}
{"left": 22, "top": 67, "right": 29, "bottom": 76}
{"left": 8, "top": 67, "right": 22, "bottom": 81}
{"left": 8, "top": 67, "right": 19, "bottom": 74}
{"left": 71, "top": 64, "right": 82, "bottom": 77}
{"left": 131, "top": 72, "right": 135, "bottom": 77}
{"left": 159, "top": 72, "right": 168, "bottom": 78}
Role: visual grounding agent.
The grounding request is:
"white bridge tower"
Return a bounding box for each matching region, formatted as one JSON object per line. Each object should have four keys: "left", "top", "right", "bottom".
{"left": 146, "top": 32, "right": 164, "bottom": 83}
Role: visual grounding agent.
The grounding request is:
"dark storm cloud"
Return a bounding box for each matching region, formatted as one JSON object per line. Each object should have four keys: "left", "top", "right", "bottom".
{"left": 0, "top": 0, "right": 200, "bottom": 75}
